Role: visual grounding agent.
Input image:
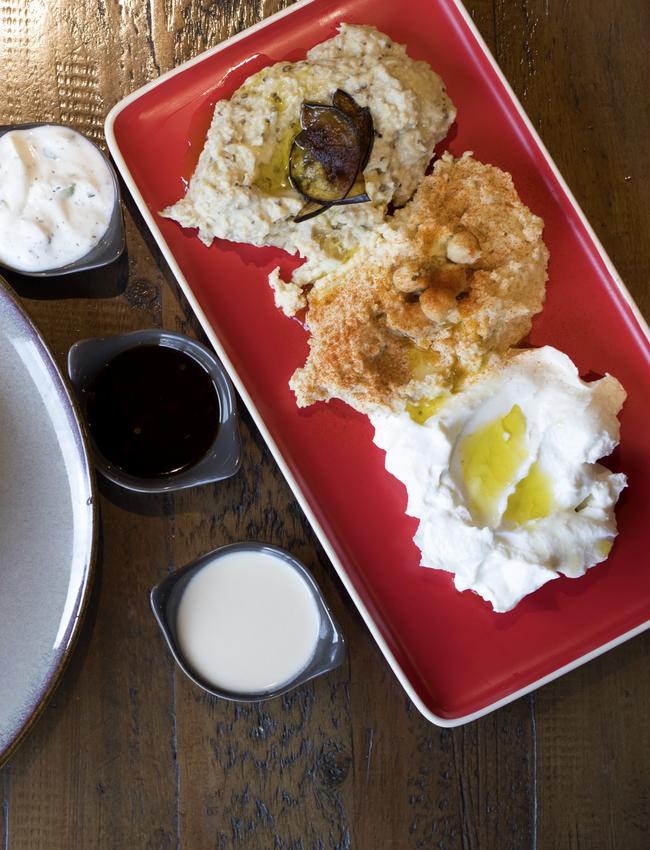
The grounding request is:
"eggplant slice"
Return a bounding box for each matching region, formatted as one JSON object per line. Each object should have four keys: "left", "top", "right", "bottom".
{"left": 294, "top": 199, "right": 331, "bottom": 224}
{"left": 289, "top": 91, "right": 375, "bottom": 221}
{"left": 332, "top": 89, "right": 374, "bottom": 170}
{"left": 290, "top": 106, "right": 361, "bottom": 203}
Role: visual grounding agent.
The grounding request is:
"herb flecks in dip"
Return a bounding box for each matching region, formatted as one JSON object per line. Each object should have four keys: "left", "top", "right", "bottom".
{"left": 0, "top": 125, "right": 115, "bottom": 273}
{"left": 162, "top": 24, "right": 456, "bottom": 308}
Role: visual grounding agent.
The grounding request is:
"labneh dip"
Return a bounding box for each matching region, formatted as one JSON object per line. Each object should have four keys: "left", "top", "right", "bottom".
{"left": 0, "top": 125, "right": 115, "bottom": 273}
{"left": 162, "top": 24, "right": 456, "bottom": 297}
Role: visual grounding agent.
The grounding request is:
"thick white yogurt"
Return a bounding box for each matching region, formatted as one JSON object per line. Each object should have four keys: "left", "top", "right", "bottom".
{"left": 371, "top": 347, "right": 627, "bottom": 612}
{"left": 176, "top": 549, "right": 321, "bottom": 693}
{"left": 0, "top": 125, "right": 115, "bottom": 272}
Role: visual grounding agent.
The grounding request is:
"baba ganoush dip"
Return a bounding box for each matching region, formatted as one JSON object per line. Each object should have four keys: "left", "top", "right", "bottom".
{"left": 162, "top": 24, "right": 456, "bottom": 308}
{"left": 0, "top": 125, "right": 116, "bottom": 273}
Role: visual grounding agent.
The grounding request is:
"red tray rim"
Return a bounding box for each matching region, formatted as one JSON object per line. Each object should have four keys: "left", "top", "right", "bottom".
{"left": 104, "top": 0, "right": 650, "bottom": 727}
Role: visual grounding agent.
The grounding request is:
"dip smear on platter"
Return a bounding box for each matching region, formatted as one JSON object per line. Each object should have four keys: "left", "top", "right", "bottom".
{"left": 162, "top": 24, "right": 455, "bottom": 294}
{"left": 291, "top": 153, "right": 549, "bottom": 413}
{"left": 371, "top": 347, "right": 627, "bottom": 613}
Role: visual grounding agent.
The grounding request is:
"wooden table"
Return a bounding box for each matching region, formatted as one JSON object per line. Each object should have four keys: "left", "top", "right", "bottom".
{"left": 1, "top": 1, "right": 649, "bottom": 847}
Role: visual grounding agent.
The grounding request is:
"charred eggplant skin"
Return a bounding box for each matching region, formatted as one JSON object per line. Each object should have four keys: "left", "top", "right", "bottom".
{"left": 332, "top": 89, "right": 374, "bottom": 170}
{"left": 294, "top": 199, "right": 331, "bottom": 223}
{"left": 289, "top": 105, "right": 361, "bottom": 203}
{"left": 289, "top": 90, "right": 375, "bottom": 221}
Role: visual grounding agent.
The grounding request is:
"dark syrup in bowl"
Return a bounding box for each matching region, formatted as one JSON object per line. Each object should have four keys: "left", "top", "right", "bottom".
{"left": 86, "top": 344, "right": 220, "bottom": 478}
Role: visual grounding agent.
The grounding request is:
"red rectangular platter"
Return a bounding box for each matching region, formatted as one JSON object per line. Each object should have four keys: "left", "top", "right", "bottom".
{"left": 106, "top": 0, "right": 650, "bottom": 724}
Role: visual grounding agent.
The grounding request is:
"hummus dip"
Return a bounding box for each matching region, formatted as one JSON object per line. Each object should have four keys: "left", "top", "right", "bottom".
{"left": 162, "top": 24, "right": 456, "bottom": 304}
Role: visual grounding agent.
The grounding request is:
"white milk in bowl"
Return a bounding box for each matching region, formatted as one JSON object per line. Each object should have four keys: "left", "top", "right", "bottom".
{"left": 175, "top": 549, "right": 321, "bottom": 694}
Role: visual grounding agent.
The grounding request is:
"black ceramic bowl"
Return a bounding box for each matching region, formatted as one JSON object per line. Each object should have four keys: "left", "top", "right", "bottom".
{"left": 67, "top": 329, "right": 241, "bottom": 493}
{"left": 0, "top": 123, "right": 125, "bottom": 277}
{"left": 150, "top": 542, "right": 346, "bottom": 702}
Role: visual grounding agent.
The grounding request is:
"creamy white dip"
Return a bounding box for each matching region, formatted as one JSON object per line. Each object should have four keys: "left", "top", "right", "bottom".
{"left": 371, "top": 347, "right": 627, "bottom": 613}
{"left": 176, "top": 549, "right": 321, "bottom": 693}
{"left": 163, "top": 24, "right": 455, "bottom": 292}
{"left": 0, "top": 125, "right": 115, "bottom": 272}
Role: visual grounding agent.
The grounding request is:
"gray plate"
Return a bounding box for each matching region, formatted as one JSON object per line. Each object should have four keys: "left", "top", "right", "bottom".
{"left": 0, "top": 276, "right": 96, "bottom": 765}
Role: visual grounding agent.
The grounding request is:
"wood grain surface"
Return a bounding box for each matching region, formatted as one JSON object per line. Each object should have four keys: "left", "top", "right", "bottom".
{"left": 1, "top": 1, "right": 649, "bottom": 848}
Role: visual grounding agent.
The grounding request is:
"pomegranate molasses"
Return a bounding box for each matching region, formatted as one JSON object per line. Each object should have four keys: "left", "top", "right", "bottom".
{"left": 86, "top": 344, "right": 220, "bottom": 478}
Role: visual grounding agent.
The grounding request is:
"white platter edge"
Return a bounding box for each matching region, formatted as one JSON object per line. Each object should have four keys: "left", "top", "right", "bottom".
{"left": 104, "top": 0, "right": 650, "bottom": 728}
